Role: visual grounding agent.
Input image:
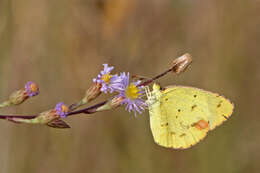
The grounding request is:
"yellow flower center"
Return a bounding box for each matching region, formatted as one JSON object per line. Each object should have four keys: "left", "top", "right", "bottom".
{"left": 101, "top": 74, "right": 112, "bottom": 83}
{"left": 61, "top": 105, "right": 68, "bottom": 113}
{"left": 30, "top": 83, "right": 38, "bottom": 92}
{"left": 125, "top": 83, "right": 140, "bottom": 99}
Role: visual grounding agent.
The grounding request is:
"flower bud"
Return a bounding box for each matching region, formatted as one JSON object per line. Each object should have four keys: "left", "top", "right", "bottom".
{"left": 83, "top": 83, "right": 102, "bottom": 103}
{"left": 96, "top": 96, "right": 124, "bottom": 112}
{"left": 171, "top": 53, "right": 192, "bottom": 74}
{"left": 0, "top": 81, "right": 39, "bottom": 107}
{"left": 70, "top": 83, "right": 102, "bottom": 111}
{"left": 36, "top": 109, "right": 60, "bottom": 124}
{"left": 6, "top": 102, "right": 69, "bottom": 125}
{"left": 8, "top": 89, "right": 28, "bottom": 105}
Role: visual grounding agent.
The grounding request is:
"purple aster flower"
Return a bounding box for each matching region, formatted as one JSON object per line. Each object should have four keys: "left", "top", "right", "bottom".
{"left": 118, "top": 72, "right": 147, "bottom": 115}
{"left": 25, "top": 81, "right": 39, "bottom": 97}
{"left": 55, "top": 102, "right": 69, "bottom": 118}
{"left": 93, "top": 64, "right": 124, "bottom": 93}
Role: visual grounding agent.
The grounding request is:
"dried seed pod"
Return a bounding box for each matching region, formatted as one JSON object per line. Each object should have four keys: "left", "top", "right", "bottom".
{"left": 171, "top": 53, "right": 192, "bottom": 74}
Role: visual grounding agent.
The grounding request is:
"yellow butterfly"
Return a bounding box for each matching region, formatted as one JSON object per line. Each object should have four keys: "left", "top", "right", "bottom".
{"left": 145, "top": 83, "right": 234, "bottom": 149}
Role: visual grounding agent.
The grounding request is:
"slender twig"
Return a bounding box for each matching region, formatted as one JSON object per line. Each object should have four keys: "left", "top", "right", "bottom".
{"left": 68, "top": 100, "right": 107, "bottom": 116}
{"left": 0, "top": 68, "right": 172, "bottom": 119}
{"left": 0, "top": 115, "right": 36, "bottom": 119}
{"left": 0, "top": 53, "right": 192, "bottom": 120}
{"left": 68, "top": 67, "right": 175, "bottom": 116}
{"left": 138, "top": 68, "right": 172, "bottom": 87}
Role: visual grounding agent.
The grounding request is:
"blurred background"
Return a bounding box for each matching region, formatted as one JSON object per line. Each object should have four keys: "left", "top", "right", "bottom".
{"left": 0, "top": 0, "right": 259, "bottom": 172}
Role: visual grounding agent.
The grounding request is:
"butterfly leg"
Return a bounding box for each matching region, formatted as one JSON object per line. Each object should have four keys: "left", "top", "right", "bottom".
{"left": 144, "top": 86, "right": 154, "bottom": 107}
{"left": 144, "top": 86, "right": 152, "bottom": 99}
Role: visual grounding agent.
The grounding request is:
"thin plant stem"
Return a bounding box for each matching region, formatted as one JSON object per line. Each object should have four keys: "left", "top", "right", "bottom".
{"left": 0, "top": 60, "right": 183, "bottom": 119}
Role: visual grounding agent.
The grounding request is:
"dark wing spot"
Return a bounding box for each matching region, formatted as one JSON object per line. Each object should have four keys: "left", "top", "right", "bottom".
{"left": 180, "top": 133, "right": 186, "bottom": 137}
{"left": 178, "top": 109, "right": 181, "bottom": 112}
{"left": 193, "top": 95, "right": 197, "bottom": 98}
{"left": 165, "top": 98, "right": 168, "bottom": 101}
{"left": 191, "top": 105, "right": 197, "bottom": 111}
{"left": 222, "top": 114, "right": 228, "bottom": 119}
{"left": 160, "top": 123, "right": 169, "bottom": 127}
{"left": 217, "top": 101, "right": 223, "bottom": 108}
{"left": 170, "top": 132, "right": 176, "bottom": 135}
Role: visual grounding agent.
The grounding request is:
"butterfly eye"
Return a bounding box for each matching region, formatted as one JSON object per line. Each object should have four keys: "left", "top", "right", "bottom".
{"left": 157, "top": 84, "right": 165, "bottom": 91}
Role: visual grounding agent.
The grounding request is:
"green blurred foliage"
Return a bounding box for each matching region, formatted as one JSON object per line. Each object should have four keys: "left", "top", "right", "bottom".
{"left": 0, "top": 0, "right": 259, "bottom": 172}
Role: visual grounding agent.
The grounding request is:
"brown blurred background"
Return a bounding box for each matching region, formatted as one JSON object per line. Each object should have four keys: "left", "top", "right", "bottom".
{"left": 0, "top": 0, "right": 259, "bottom": 172}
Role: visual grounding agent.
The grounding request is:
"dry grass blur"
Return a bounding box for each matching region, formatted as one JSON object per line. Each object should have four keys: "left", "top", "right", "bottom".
{"left": 0, "top": 0, "right": 259, "bottom": 172}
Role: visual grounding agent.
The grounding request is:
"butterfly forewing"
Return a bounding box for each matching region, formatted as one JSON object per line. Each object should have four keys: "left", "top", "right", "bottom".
{"left": 149, "top": 85, "right": 234, "bottom": 149}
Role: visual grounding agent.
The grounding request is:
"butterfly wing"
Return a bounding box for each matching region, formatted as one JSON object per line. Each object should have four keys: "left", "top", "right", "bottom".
{"left": 149, "top": 85, "right": 234, "bottom": 149}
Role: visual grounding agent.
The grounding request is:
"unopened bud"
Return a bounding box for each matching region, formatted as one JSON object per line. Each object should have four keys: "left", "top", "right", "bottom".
{"left": 171, "top": 53, "right": 192, "bottom": 74}
{"left": 84, "top": 83, "right": 102, "bottom": 103}
{"left": 70, "top": 83, "right": 102, "bottom": 111}
{"left": 7, "top": 102, "right": 69, "bottom": 125}
{"left": 8, "top": 90, "right": 28, "bottom": 105}
{"left": 36, "top": 109, "right": 60, "bottom": 124}
{"left": 0, "top": 81, "right": 39, "bottom": 108}
{"left": 111, "top": 96, "right": 124, "bottom": 108}
{"left": 96, "top": 96, "right": 124, "bottom": 112}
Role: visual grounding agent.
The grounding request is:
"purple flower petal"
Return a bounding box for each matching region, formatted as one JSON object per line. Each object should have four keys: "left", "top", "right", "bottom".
{"left": 25, "top": 81, "right": 39, "bottom": 97}
{"left": 93, "top": 64, "right": 124, "bottom": 93}
{"left": 118, "top": 72, "right": 147, "bottom": 115}
{"left": 55, "top": 102, "right": 69, "bottom": 118}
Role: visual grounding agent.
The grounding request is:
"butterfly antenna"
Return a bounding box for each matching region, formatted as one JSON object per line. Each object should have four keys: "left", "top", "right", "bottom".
{"left": 132, "top": 75, "right": 152, "bottom": 81}
{"left": 138, "top": 53, "right": 192, "bottom": 87}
